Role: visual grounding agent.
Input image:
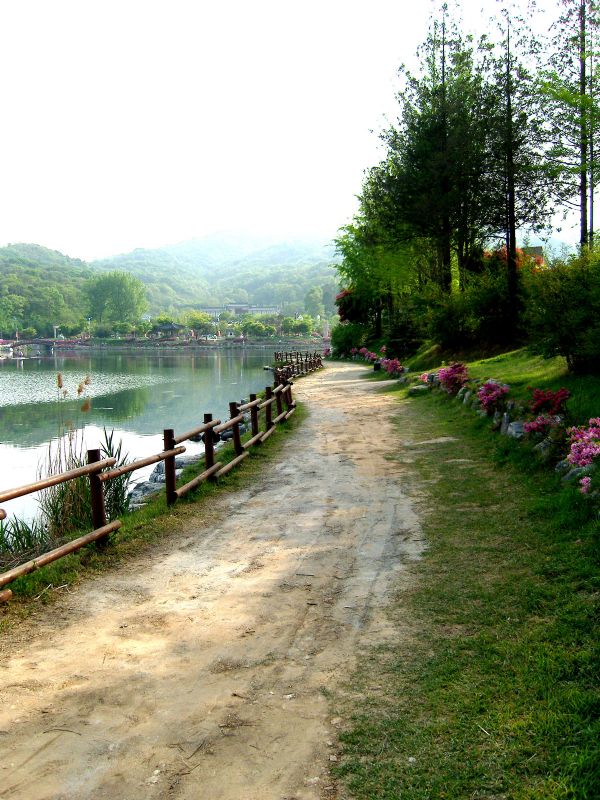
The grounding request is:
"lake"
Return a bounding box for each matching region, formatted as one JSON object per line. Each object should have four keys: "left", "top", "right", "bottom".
{"left": 0, "top": 349, "right": 276, "bottom": 522}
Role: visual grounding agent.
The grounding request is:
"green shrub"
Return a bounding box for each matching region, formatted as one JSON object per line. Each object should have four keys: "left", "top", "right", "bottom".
{"left": 330, "top": 322, "right": 367, "bottom": 356}
{"left": 385, "top": 293, "right": 429, "bottom": 357}
{"left": 525, "top": 253, "right": 600, "bottom": 374}
{"left": 427, "top": 269, "right": 518, "bottom": 350}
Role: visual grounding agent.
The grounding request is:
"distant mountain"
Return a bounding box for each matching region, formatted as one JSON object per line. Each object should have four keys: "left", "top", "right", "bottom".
{"left": 93, "top": 233, "right": 340, "bottom": 314}
{"left": 0, "top": 236, "right": 341, "bottom": 336}
{"left": 0, "top": 242, "right": 89, "bottom": 273}
{"left": 0, "top": 243, "right": 93, "bottom": 336}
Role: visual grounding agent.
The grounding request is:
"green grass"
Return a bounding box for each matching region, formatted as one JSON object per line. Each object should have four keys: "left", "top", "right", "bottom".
{"left": 406, "top": 346, "right": 600, "bottom": 424}
{"left": 333, "top": 358, "right": 600, "bottom": 799}
{"left": 0, "top": 403, "right": 307, "bottom": 614}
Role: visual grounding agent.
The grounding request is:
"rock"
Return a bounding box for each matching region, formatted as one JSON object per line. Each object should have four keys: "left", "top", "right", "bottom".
{"left": 555, "top": 459, "right": 571, "bottom": 474}
{"left": 533, "top": 438, "right": 555, "bottom": 464}
{"left": 507, "top": 421, "right": 525, "bottom": 439}
{"left": 408, "top": 385, "right": 430, "bottom": 396}
{"left": 561, "top": 466, "right": 592, "bottom": 484}
{"left": 491, "top": 411, "right": 502, "bottom": 431}
{"left": 397, "top": 376, "right": 408, "bottom": 385}
{"left": 476, "top": 409, "right": 488, "bottom": 418}
{"left": 175, "top": 454, "right": 204, "bottom": 469}
{"left": 500, "top": 412, "right": 510, "bottom": 435}
{"left": 128, "top": 480, "right": 161, "bottom": 504}
{"left": 457, "top": 386, "right": 468, "bottom": 401}
{"left": 462, "top": 390, "right": 472, "bottom": 405}
{"left": 471, "top": 398, "right": 482, "bottom": 410}
{"left": 150, "top": 453, "right": 205, "bottom": 482}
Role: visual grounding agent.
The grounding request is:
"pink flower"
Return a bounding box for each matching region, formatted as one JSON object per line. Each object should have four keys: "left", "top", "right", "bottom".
{"left": 477, "top": 381, "right": 510, "bottom": 414}
{"left": 567, "top": 418, "right": 600, "bottom": 467}
{"left": 580, "top": 476, "right": 592, "bottom": 494}
{"left": 438, "top": 363, "right": 469, "bottom": 394}
{"left": 524, "top": 414, "right": 562, "bottom": 435}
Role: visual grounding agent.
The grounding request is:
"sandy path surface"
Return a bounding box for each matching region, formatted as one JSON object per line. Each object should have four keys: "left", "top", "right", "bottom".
{"left": 0, "top": 362, "right": 424, "bottom": 800}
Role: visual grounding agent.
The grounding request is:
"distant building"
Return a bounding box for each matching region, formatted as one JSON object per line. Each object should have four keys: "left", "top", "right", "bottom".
{"left": 522, "top": 246, "right": 545, "bottom": 264}
{"left": 196, "top": 304, "right": 280, "bottom": 319}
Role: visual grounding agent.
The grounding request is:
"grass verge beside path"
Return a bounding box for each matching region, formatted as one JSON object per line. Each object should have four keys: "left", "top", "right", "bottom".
{"left": 334, "top": 384, "right": 599, "bottom": 799}
{"left": 0, "top": 403, "right": 306, "bottom": 619}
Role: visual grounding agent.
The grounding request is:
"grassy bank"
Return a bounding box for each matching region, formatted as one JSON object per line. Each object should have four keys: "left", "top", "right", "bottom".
{"left": 334, "top": 353, "right": 600, "bottom": 799}
{"left": 0, "top": 403, "right": 306, "bottom": 618}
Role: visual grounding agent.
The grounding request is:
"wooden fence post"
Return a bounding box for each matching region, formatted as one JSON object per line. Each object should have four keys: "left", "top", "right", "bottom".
{"left": 265, "top": 386, "right": 274, "bottom": 430}
{"left": 285, "top": 380, "right": 294, "bottom": 410}
{"left": 249, "top": 393, "right": 259, "bottom": 438}
{"left": 163, "top": 428, "right": 177, "bottom": 505}
{"left": 87, "top": 448, "right": 108, "bottom": 545}
{"left": 203, "top": 413, "right": 217, "bottom": 480}
{"left": 230, "top": 401, "right": 243, "bottom": 456}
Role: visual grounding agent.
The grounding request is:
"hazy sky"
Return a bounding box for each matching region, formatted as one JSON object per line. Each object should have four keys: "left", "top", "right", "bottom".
{"left": 0, "top": 0, "right": 561, "bottom": 260}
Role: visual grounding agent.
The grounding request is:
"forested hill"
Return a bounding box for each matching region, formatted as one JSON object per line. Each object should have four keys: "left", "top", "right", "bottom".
{"left": 0, "top": 236, "right": 340, "bottom": 335}
{"left": 93, "top": 234, "right": 340, "bottom": 313}
{"left": 0, "top": 243, "right": 93, "bottom": 335}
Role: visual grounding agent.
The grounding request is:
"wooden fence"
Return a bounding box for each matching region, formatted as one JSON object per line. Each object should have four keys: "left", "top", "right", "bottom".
{"left": 0, "top": 353, "right": 322, "bottom": 603}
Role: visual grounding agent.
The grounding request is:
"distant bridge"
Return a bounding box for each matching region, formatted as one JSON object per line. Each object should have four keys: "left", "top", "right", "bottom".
{"left": 3, "top": 338, "right": 86, "bottom": 354}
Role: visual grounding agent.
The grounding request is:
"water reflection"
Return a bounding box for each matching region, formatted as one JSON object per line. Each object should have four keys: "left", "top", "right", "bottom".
{"left": 0, "top": 349, "right": 273, "bottom": 519}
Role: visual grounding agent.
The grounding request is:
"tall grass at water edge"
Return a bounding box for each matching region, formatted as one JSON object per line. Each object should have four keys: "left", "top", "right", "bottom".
{"left": 0, "top": 373, "right": 131, "bottom": 568}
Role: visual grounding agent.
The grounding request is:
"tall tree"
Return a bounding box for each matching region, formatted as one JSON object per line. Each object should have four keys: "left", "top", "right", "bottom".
{"left": 375, "top": 9, "right": 502, "bottom": 290}
{"left": 542, "top": 0, "right": 600, "bottom": 248}
{"left": 86, "top": 271, "right": 148, "bottom": 324}
{"left": 482, "top": 7, "right": 550, "bottom": 329}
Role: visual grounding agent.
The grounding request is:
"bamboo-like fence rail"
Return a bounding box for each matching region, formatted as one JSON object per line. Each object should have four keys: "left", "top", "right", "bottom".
{"left": 0, "top": 352, "right": 322, "bottom": 602}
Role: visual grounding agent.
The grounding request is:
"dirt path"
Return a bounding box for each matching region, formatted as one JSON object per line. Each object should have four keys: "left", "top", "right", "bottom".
{"left": 0, "top": 363, "right": 424, "bottom": 800}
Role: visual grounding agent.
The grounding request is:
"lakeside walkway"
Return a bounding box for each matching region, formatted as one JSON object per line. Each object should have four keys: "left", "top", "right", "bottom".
{"left": 0, "top": 363, "right": 424, "bottom": 800}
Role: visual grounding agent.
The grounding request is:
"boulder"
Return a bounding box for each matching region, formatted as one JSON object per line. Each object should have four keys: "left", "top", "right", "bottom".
{"left": 128, "top": 480, "right": 161, "bottom": 504}
{"left": 408, "top": 385, "right": 430, "bottom": 396}
{"left": 533, "top": 438, "right": 555, "bottom": 464}
{"left": 555, "top": 459, "right": 571, "bottom": 475}
{"left": 507, "top": 421, "right": 525, "bottom": 439}
{"left": 561, "top": 466, "right": 592, "bottom": 484}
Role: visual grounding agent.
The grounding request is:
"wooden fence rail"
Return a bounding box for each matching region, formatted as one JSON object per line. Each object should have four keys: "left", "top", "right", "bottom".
{"left": 0, "top": 353, "right": 323, "bottom": 601}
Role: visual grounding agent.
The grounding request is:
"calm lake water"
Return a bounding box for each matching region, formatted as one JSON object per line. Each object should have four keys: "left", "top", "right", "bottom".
{"left": 0, "top": 349, "right": 275, "bottom": 522}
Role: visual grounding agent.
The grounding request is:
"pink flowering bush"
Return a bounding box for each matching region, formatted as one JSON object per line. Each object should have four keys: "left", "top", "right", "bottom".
{"left": 438, "top": 362, "right": 469, "bottom": 395}
{"left": 565, "top": 418, "right": 600, "bottom": 495}
{"left": 477, "top": 381, "right": 510, "bottom": 415}
{"left": 529, "top": 387, "right": 571, "bottom": 416}
{"left": 566, "top": 418, "right": 600, "bottom": 467}
{"left": 524, "top": 414, "right": 563, "bottom": 436}
{"left": 419, "top": 372, "right": 430, "bottom": 383}
{"left": 381, "top": 357, "right": 403, "bottom": 377}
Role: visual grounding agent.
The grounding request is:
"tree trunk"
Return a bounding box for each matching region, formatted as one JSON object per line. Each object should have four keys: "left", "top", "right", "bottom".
{"left": 505, "top": 22, "right": 519, "bottom": 336}
{"left": 580, "top": 0, "right": 589, "bottom": 248}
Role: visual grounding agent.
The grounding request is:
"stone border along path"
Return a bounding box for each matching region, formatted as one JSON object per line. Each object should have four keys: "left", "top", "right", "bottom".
{"left": 0, "top": 362, "right": 425, "bottom": 800}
